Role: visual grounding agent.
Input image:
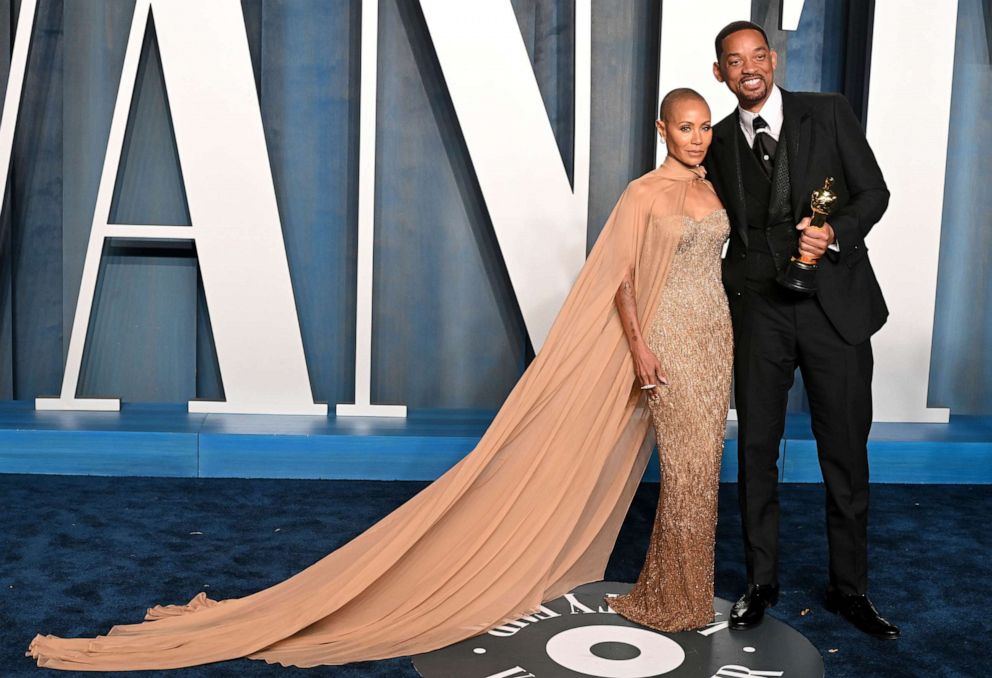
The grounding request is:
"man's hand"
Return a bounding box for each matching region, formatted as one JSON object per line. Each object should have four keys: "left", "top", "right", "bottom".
{"left": 795, "top": 217, "right": 835, "bottom": 259}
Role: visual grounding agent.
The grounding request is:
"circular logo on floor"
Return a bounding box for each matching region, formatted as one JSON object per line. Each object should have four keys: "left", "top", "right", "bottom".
{"left": 413, "top": 581, "right": 823, "bottom": 678}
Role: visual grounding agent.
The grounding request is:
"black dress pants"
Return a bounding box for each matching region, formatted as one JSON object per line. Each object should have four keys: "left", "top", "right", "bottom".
{"left": 734, "top": 285, "right": 873, "bottom": 595}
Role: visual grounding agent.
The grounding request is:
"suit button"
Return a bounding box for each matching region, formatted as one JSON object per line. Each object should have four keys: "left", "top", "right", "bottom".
{"left": 739, "top": 252, "right": 746, "bottom": 259}
{"left": 736, "top": 291, "right": 743, "bottom": 297}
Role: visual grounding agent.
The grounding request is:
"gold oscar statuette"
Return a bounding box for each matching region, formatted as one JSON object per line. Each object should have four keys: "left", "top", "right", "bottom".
{"left": 777, "top": 177, "right": 839, "bottom": 294}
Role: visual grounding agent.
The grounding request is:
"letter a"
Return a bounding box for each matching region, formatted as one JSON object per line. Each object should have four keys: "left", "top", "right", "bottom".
{"left": 37, "top": 0, "right": 325, "bottom": 415}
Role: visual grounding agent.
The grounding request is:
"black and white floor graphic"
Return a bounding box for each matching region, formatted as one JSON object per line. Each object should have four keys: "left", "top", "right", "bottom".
{"left": 413, "top": 581, "right": 823, "bottom": 678}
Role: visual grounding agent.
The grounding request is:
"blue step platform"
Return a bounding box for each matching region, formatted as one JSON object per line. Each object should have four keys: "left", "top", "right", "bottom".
{"left": 0, "top": 401, "right": 989, "bottom": 483}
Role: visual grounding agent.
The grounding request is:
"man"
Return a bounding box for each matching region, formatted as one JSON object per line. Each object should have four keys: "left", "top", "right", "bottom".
{"left": 703, "top": 21, "right": 899, "bottom": 639}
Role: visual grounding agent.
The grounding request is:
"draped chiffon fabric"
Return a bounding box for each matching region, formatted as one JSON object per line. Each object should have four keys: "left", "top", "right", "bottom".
{"left": 29, "top": 160, "right": 712, "bottom": 670}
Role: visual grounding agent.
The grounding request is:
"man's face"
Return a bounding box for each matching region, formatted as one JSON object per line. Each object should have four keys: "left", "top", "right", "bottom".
{"left": 713, "top": 29, "right": 777, "bottom": 110}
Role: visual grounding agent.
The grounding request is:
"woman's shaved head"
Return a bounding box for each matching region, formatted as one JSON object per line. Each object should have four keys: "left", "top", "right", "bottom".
{"left": 658, "top": 88, "right": 708, "bottom": 123}
{"left": 655, "top": 88, "right": 712, "bottom": 166}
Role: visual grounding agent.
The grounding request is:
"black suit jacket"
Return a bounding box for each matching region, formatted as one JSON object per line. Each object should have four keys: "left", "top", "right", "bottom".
{"left": 704, "top": 89, "right": 889, "bottom": 345}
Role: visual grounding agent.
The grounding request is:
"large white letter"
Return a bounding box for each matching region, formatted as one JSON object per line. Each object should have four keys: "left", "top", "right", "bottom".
{"left": 340, "top": 0, "right": 592, "bottom": 417}
{"left": 865, "top": 1, "right": 956, "bottom": 422}
{"left": 0, "top": 0, "right": 35, "bottom": 201}
{"left": 656, "top": 0, "right": 751, "bottom": 165}
{"left": 419, "top": 0, "right": 590, "bottom": 350}
{"left": 37, "top": 0, "right": 325, "bottom": 415}
{"left": 780, "top": 0, "right": 806, "bottom": 31}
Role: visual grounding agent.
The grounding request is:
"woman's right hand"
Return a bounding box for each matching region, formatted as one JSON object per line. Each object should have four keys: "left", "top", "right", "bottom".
{"left": 632, "top": 344, "right": 669, "bottom": 393}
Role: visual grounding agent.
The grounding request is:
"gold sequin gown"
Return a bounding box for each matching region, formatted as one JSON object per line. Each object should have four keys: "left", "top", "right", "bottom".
{"left": 610, "top": 207, "right": 733, "bottom": 632}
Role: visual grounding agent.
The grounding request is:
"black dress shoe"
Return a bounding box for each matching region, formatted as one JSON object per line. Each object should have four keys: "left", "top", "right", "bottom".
{"left": 824, "top": 589, "right": 900, "bottom": 639}
{"left": 729, "top": 584, "right": 779, "bottom": 630}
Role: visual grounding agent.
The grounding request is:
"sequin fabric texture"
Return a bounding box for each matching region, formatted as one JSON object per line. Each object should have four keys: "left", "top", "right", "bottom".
{"left": 610, "top": 208, "right": 733, "bottom": 632}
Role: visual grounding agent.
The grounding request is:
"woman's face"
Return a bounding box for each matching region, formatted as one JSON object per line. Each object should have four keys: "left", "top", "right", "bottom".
{"left": 656, "top": 99, "right": 712, "bottom": 166}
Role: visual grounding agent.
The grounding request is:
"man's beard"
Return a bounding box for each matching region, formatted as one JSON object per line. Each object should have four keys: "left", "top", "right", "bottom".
{"left": 737, "top": 77, "right": 768, "bottom": 105}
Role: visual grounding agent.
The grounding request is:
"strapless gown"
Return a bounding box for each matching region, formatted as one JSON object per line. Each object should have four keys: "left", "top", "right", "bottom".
{"left": 610, "top": 208, "right": 733, "bottom": 632}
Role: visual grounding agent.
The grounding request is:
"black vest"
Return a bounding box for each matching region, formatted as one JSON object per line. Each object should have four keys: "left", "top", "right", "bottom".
{"left": 737, "top": 126, "right": 798, "bottom": 286}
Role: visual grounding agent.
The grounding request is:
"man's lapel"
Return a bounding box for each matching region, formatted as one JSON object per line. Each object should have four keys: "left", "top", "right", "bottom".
{"left": 712, "top": 112, "right": 748, "bottom": 245}
{"left": 781, "top": 88, "right": 813, "bottom": 220}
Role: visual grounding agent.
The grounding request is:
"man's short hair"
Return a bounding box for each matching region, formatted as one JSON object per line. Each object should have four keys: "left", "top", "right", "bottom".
{"left": 714, "top": 21, "right": 770, "bottom": 61}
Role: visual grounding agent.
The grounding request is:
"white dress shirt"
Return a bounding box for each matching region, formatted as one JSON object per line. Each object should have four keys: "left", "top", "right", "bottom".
{"left": 738, "top": 84, "right": 783, "bottom": 147}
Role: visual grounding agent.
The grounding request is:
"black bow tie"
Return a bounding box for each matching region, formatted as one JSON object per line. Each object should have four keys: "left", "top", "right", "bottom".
{"left": 752, "top": 115, "right": 777, "bottom": 178}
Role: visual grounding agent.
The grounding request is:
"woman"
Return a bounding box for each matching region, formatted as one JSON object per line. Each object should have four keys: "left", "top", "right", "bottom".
{"left": 28, "top": 89, "right": 731, "bottom": 670}
{"left": 609, "top": 89, "right": 732, "bottom": 632}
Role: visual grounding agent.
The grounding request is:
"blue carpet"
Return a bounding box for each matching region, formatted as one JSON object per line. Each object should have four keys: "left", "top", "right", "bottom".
{"left": 1, "top": 475, "right": 988, "bottom": 677}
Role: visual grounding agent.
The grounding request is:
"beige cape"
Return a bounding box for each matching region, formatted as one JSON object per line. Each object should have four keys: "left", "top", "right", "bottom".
{"left": 28, "top": 160, "right": 709, "bottom": 670}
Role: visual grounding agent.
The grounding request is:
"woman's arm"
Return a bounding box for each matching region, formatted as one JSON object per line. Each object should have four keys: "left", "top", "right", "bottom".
{"left": 615, "top": 270, "right": 669, "bottom": 391}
